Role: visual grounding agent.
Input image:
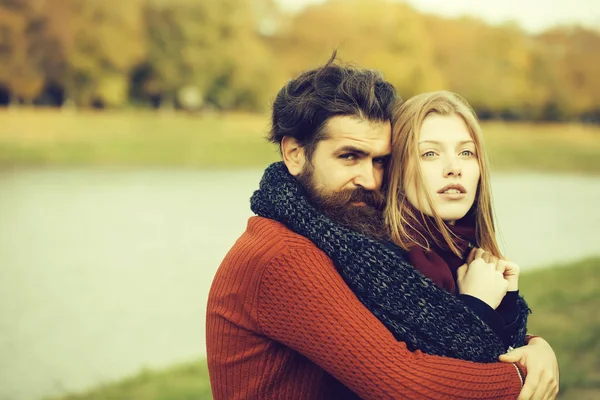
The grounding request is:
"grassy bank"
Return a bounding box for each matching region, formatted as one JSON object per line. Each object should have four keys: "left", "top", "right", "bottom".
{"left": 0, "top": 109, "right": 279, "bottom": 169}
{"left": 49, "top": 361, "right": 213, "bottom": 400}
{"left": 51, "top": 257, "right": 600, "bottom": 400}
{"left": 1, "top": 109, "right": 600, "bottom": 173}
{"left": 521, "top": 257, "right": 600, "bottom": 399}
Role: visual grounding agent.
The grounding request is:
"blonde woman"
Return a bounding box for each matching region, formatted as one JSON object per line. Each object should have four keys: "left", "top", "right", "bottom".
{"left": 384, "top": 90, "right": 525, "bottom": 349}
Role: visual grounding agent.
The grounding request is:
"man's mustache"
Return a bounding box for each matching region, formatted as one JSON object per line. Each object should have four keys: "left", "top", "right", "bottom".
{"left": 321, "top": 188, "right": 386, "bottom": 210}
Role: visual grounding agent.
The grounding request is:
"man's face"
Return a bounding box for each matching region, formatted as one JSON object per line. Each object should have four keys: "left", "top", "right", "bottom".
{"left": 297, "top": 115, "right": 392, "bottom": 237}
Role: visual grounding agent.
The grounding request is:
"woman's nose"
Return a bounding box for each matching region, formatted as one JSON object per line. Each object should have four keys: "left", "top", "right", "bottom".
{"left": 443, "top": 157, "right": 462, "bottom": 177}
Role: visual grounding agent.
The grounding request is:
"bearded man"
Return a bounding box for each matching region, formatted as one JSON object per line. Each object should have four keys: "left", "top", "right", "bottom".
{"left": 206, "top": 54, "right": 559, "bottom": 400}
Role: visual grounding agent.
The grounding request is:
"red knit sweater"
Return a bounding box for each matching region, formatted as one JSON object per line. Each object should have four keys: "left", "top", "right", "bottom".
{"left": 206, "top": 217, "right": 523, "bottom": 399}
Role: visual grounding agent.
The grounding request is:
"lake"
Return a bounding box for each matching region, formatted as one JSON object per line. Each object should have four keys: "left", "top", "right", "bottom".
{"left": 0, "top": 168, "right": 599, "bottom": 400}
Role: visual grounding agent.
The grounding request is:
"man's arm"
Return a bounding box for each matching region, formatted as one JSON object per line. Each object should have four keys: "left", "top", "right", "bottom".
{"left": 257, "top": 246, "right": 523, "bottom": 399}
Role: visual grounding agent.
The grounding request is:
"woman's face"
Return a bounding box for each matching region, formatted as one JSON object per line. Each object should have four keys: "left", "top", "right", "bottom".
{"left": 404, "top": 113, "right": 480, "bottom": 224}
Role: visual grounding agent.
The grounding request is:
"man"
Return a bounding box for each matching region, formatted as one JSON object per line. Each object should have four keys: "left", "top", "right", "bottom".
{"left": 206, "top": 55, "right": 559, "bottom": 399}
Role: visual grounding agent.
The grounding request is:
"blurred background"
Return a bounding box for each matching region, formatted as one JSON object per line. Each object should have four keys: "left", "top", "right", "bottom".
{"left": 0, "top": 0, "right": 598, "bottom": 399}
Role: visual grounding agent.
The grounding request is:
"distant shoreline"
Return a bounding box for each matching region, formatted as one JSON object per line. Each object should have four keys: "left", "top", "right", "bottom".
{"left": 1, "top": 110, "right": 599, "bottom": 174}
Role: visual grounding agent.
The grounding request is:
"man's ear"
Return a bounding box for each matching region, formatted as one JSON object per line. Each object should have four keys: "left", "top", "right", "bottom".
{"left": 281, "top": 136, "right": 306, "bottom": 176}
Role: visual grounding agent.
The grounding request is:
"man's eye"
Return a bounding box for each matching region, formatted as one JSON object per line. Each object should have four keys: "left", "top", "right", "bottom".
{"left": 373, "top": 158, "right": 387, "bottom": 167}
{"left": 340, "top": 153, "right": 357, "bottom": 161}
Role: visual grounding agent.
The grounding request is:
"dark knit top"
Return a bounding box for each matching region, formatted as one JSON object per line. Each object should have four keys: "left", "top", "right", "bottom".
{"left": 382, "top": 240, "right": 520, "bottom": 348}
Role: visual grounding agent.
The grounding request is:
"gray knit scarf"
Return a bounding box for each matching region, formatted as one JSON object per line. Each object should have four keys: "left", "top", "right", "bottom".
{"left": 250, "top": 162, "right": 530, "bottom": 363}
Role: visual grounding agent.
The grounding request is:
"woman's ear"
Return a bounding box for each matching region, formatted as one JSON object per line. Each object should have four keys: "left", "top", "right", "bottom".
{"left": 281, "top": 136, "right": 306, "bottom": 176}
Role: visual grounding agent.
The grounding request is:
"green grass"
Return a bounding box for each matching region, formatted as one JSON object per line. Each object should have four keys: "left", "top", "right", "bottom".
{"left": 483, "top": 122, "right": 600, "bottom": 174}
{"left": 1, "top": 109, "right": 600, "bottom": 173}
{"left": 521, "top": 257, "right": 600, "bottom": 399}
{"left": 49, "top": 361, "right": 212, "bottom": 400}
{"left": 49, "top": 257, "right": 600, "bottom": 400}
{"left": 0, "top": 109, "right": 280, "bottom": 169}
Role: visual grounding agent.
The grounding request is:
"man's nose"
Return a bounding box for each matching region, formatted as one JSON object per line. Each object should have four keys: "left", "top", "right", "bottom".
{"left": 443, "top": 156, "right": 462, "bottom": 177}
{"left": 353, "top": 164, "right": 378, "bottom": 190}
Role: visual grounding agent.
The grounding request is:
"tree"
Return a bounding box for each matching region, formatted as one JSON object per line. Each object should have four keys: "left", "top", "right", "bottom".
{"left": 0, "top": 0, "right": 45, "bottom": 104}
{"left": 535, "top": 27, "right": 600, "bottom": 120}
{"left": 140, "top": 0, "right": 276, "bottom": 111}
{"left": 38, "top": 0, "right": 146, "bottom": 107}
{"left": 271, "top": 0, "right": 445, "bottom": 100}
{"left": 424, "top": 15, "right": 545, "bottom": 119}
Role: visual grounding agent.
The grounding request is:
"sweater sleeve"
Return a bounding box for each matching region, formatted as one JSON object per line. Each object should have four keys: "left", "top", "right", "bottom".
{"left": 499, "top": 292, "right": 531, "bottom": 348}
{"left": 457, "top": 294, "right": 514, "bottom": 349}
{"left": 257, "top": 246, "right": 523, "bottom": 400}
{"left": 497, "top": 291, "right": 520, "bottom": 341}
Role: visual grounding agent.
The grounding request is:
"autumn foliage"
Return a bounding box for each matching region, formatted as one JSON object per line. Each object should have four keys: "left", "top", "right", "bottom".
{"left": 0, "top": 0, "right": 598, "bottom": 121}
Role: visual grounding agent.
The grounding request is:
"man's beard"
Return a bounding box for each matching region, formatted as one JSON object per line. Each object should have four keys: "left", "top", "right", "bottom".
{"left": 297, "top": 165, "right": 389, "bottom": 240}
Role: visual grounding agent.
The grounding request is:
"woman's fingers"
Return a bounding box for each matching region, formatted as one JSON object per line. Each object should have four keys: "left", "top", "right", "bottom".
{"left": 475, "top": 248, "right": 495, "bottom": 264}
{"left": 466, "top": 247, "right": 478, "bottom": 265}
{"left": 474, "top": 248, "right": 487, "bottom": 263}
{"left": 495, "top": 259, "right": 508, "bottom": 274}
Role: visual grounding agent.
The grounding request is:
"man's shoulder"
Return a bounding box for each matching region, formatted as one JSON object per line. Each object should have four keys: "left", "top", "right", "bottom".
{"left": 210, "top": 216, "right": 334, "bottom": 306}
{"left": 244, "top": 216, "right": 318, "bottom": 251}
{"left": 221, "top": 216, "right": 326, "bottom": 269}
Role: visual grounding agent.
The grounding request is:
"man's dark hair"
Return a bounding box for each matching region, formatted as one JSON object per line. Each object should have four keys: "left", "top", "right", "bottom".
{"left": 269, "top": 51, "right": 400, "bottom": 160}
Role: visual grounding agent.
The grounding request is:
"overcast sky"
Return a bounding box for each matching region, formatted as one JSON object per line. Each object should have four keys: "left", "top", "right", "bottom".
{"left": 275, "top": 0, "right": 600, "bottom": 33}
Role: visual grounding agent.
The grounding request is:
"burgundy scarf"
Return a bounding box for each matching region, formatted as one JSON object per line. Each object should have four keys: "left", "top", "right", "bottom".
{"left": 406, "top": 206, "right": 477, "bottom": 294}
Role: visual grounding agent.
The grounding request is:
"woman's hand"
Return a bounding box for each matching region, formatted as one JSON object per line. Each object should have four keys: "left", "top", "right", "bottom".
{"left": 500, "top": 260, "right": 520, "bottom": 291}
{"left": 457, "top": 256, "right": 509, "bottom": 309}
{"left": 467, "top": 248, "right": 520, "bottom": 291}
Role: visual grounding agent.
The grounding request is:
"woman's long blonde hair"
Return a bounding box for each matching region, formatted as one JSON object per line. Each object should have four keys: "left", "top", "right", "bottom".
{"left": 384, "top": 90, "right": 502, "bottom": 258}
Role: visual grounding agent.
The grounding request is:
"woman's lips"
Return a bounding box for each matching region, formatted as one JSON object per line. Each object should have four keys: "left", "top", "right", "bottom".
{"left": 437, "top": 184, "right": 466, "bottom": 194}
{"left": 438, "top": 192, "right": 466, "bottom": 200}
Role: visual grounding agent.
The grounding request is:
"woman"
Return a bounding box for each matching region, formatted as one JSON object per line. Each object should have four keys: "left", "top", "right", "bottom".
{"left": 384, "top": 90, "right": 523, "bottom": 348}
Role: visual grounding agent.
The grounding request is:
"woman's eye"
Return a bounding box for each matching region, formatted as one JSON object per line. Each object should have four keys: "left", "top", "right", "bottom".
{"left": 460, "top": 150, "right": 474, "bottom": 156}
{"left": 422, "top": 151, "right": 436, "bottom": 158}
